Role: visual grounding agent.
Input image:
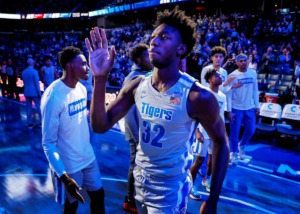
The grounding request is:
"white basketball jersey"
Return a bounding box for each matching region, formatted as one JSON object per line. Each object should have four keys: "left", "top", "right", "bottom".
{"left": 134, "top": 72, "right": 198, "bottom": 177}
{"left": 199, "top": 87, "right": 227, "bottom": 139}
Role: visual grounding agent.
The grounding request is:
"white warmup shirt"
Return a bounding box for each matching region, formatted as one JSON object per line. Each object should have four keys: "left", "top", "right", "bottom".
{"left": 226, "top": 68, "right": 260, "bottom": 112}
{"left": 41, "top": 79, "right": 95, "bottom": 177}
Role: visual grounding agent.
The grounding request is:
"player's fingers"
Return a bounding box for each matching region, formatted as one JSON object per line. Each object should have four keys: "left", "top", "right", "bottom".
{"left": 94, "top": 27, "right": 102, "bottom": 49}
{"left": 90, "top": 29, "right": 97, "bottom": 50}
{"left": 100, "top": 29, "right": 108, "bottom": 49}
{"left": 85, "top": 38, "right": 93, "bottom": 53}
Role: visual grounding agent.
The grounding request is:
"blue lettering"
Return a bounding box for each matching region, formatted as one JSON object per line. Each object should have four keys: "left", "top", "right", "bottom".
{"left": 140, "top": 102, "right": 173, "bottom": 121}
{"left": 164, "top": 110, "right": 173, "bottom": 120}
{"left": 141, "top": 102, "right": 147, "bottom": 113}
{"left": 154, "top": 108, "right": 160, "bottom": 117}
{"left": 148, "top": 106, "right": 154, "bottom": 118}
{"left": 68, "top": 98, "right": 86, "bottom": 116}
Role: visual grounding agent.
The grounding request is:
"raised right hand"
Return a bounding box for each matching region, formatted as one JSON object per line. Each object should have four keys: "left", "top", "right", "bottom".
{"left": 85, "top": 27, "right": 116, "bottom": 77}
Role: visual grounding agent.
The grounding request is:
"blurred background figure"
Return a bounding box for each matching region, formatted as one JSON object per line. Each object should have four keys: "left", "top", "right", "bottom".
{"left": 248, "top": 54, "right": 258, "bottom": 71}
{"left": 1, "top": 59, "right": 7, "bottom": 97}
{"left": 6, "top": 58, "right": 20, "bottom": 100}
{"left": 259, "top": 46, "right": 276, "bottom": 73}
{"left": 277, "top": 47, "right": 292, "bottom": 74}
{"left": 21, "top": 58, "right": 42, "bottom": 129}
{"left": 40, "top": 56, "right": 59, "bottom": 91}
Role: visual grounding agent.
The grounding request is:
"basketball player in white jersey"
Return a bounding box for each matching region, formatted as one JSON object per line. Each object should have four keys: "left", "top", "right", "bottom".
{"left": 85, "top": 7, "right": 229, "bottom": 214}
{"left": 190, "top": 69, "right": 227, "bottom": 199}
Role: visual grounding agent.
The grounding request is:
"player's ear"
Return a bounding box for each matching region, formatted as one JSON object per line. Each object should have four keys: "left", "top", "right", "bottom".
{"left": 177, "top": 44, "right": 187, "bottom": 56}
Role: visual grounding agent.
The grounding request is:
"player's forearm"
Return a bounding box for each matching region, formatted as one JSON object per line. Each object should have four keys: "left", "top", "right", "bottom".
{"left": 42, "top": 143, "right": 66, "bottom": 177}
{"left": 209, "top": 135, "right": 229, "bottom": 203}
{"left": 90, "top": 75, "right": 111, "bottom": 133}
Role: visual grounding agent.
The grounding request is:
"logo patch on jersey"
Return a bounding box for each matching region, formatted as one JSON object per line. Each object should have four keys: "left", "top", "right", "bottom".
{"left": 140, "top": 89, "right": 147, "bottom": 99}
{"left": 68, "top": 98, "right": 86, "bottom": 116}
{"left": 169, "top": 96, "right": 181, "bottom": 104}
{"left": 141, "top": 102, "right": 173, "bottom": 120}
{"left": 135, "top": 174, "right": 145, "bottom": 183}
{"left": 174, "top": 90, "right": 183, "bottom": 97}
{"left": 169, "top": 91, "right": 183, "bottom": 105}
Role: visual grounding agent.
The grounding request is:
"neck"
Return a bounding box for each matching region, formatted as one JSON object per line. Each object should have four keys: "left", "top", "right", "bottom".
{"left": 152, "top": 67, "right": 181, "bottom": 92}
{"left": 213, "top": 64, "right": 220, "bottom": 70}
{"left": 61, "top": 73, "right": 77, "bottom": 88}
{"left": 210, "top": 85, "right": 219, "bottom": 93}
{"left": 238, "top": 68, "right": 247, "bottom": 72}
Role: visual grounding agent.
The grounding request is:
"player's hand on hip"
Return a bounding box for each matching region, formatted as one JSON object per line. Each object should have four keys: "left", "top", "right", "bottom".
{"left": 85, "top": 27, "right": 116, "bottom": 77}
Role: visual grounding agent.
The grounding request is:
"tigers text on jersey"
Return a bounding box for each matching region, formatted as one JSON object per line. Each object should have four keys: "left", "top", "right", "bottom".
{"left": 134, "top": 72, "right": 198, "bottom": 177}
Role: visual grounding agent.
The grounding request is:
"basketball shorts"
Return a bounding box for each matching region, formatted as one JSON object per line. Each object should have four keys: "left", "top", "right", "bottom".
{"left": 133, "top": 166, "right": 192, "bottom": 214}
{"left": 51, "top": 159, "right": 102, "bottom": 204}
{"left": 191, "top": 139, "right": 213, "bottom": 157}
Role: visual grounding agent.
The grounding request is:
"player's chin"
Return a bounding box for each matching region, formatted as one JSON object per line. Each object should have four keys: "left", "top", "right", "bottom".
{"left": 81, "top": 75, "right": 89, "bottom": 80}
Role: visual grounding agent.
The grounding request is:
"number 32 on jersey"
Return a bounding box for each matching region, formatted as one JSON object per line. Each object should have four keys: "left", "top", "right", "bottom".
{"left": 142, "top": 120, "right": 165, "bottom": 148}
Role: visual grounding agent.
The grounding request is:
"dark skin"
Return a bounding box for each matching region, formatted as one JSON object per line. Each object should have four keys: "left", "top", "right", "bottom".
{"left": 85, "top": 26, "right": 229, "bottom": 213}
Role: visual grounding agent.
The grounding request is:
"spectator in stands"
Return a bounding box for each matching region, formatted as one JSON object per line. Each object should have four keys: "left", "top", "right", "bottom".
{"left": 277, "top": 47, "right": 292, "bottom": 74}
{"left": 186, "top": 52, "right": 201, "bottom": 80}
{"left": 21, "top": 58, "right": 41, "bottom": 129}
{"left": 247, "top": 54, "right": 258, "bottom": 71}
{"left": 260, "top": 46, "right": 276, "bottom": 73}
{"left": 251, "top": 49, "right": 260, "bottom": 65}
{"left": 295, "top": 61, "right": 300, "bottom": 102}
{"left": 223, "top": 52, "right": 238, "bottom": 74}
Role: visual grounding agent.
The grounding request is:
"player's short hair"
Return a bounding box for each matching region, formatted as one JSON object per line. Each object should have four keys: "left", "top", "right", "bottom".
{"left": 58, "top": 46, "right": 82, "bottom": 70}
{"left": 129, "top": 43, "right": 149, "bottom": 64}
{"left": 204, "top": 68, "right": 218, "bottom": 83}
{"left": 211, "top": 46, "right": 227, "bottom": 57}
{"left": 153, "top": 6, "right": 197, "bottom": 59}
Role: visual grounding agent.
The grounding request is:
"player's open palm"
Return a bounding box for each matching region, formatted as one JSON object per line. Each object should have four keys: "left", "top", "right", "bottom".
{"left": 85, "top": 27, "right": 115, "bottom": 77}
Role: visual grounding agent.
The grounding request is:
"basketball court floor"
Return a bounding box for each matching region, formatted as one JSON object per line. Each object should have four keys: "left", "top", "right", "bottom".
{"left": 0, "top": 96, "right": 299, "bottom": 214}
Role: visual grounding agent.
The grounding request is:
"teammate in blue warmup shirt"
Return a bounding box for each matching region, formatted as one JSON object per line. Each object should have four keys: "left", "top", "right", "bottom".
{"left": 86, "top": 7, "right": 229, "bottom": 214}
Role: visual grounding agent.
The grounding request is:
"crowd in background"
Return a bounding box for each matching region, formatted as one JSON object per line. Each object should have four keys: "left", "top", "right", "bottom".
{"left": 0, "top": 11, "right": 299, "bottom": 100}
